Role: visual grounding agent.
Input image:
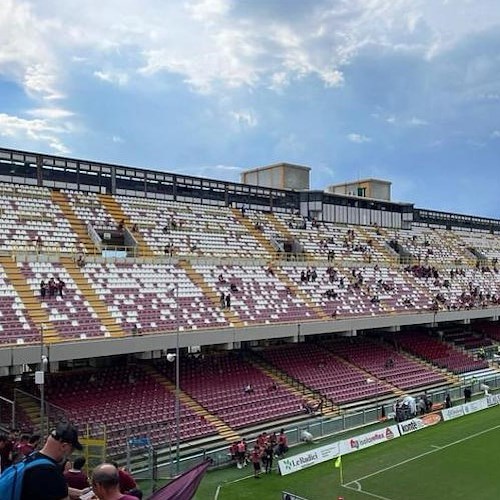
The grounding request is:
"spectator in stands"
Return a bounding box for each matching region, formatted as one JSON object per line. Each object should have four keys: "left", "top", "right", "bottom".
{"left": 48, "top": 277, "right": 56, "bottom": 298}
{"left": 15, "top": 434, "right": 32, "bottom": 457}
{"left": 57, "top": 277, "right": 65, "bottom": 298}
{"left": 92, "top": 463, "right": 138, "bottom": 500}
{"left": 230, "top": 283, "right": 238, "bottom": 293}
{"left": 110, "top": 462, "right": 141, "bottom": 498}
{"left": 118, "top": 219, "right": 125, "bottom": 231}
{"left": 64, "top": 456, "right": 90, "bottom": 490}
{"left": 21, "top": 434, "right": 40, "bottom": 457}
{"left": 244, "top": 383, "right": 254, "bottom": 394}
{"left": 225, "top": 293, "right": 231, "bottom": 309}
{"left": 36, "top": 235, "right": 43, "bottom": 251}
{"left": 267, "top": 381, "right": 278, "bottom": 392}
{"left": 20, "top": 422, "right": 85, "bottom": 500}
{"left": 131, "top": 223, "right": 138, "bottom": 233}
{"left": 76, "top": 253, "right": 86, "bottom": 268}
{"left": 40, "top": 280, "right": 47, "bottom": 299}
{"left": 219, "top": 292, "right": 225, "bottom": 309}
{"left": 218, "top": 273, "right": 225, "bottom": 283}
{"left": 0, "top": 434, "right": 11, "bottom": 473}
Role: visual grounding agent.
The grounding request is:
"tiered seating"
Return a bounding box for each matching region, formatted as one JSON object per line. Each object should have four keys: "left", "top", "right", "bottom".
{"left": 63, "top": 190, "right": 117, "bottom": 231}
{"left": 324, "top": 338, "right": 447, "bottom": 390}
{"left": 408, "top": 267, "right": 499, "bottom": 310}
{"left": 279, "top": 264, "right": 385, "bottom": 317}
{"left": 456, "top": 231, "right": 500, "bottom": 262}
{"left": 259, "top": 344, "right": 393, "bottom": 404}
{"left": 82, "top": 262, "right": 228, "bottom": 334}
{"left": 388, "top": 226, "right": 468, "bottom": 264}
{"left": 473, "top": 321, "right": 500, "bottom": 342}
{"left": 43, "top": 365, "right": 217, "bottom": 453}
{"left": 192, "top": 264, "right": 318, "bottom": 325}
{"left": 116, "top": 196, "right": 270, "bottom": 258}
{"left": 0, "top": 183, "right": 81, "bottom": 252}
{"left": 273, "top": 213, "right": 390, "bottom": 263}
{"left": 397, "top": 331, "right": 489, "bottom": 374}
{"left": 360, "top": 266, "right": 433, "bottom": 312}
{"left": 19, "top": 262, "right": 107, "bottom": 339}
{"left": 155, "top": 354, "right": 304, "bottom": 428}
{"left": 443, "top": 330, "right": 492, "bottom": 350}
{"left": 0, "top": 263, "right": 38, "bottom": 344}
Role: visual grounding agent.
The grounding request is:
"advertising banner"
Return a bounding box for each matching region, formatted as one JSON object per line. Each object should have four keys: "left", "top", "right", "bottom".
{"left": 463, "top": 398, "right": 488, "bottom": 415}
{"left": 397, "top": 413, "right": 442, "bottom": 436}
{"left": 338, "top": 425, "right": 400, "bottom": 456}
{"left": 278, "top": 441, "right": 340, "bottom": 476}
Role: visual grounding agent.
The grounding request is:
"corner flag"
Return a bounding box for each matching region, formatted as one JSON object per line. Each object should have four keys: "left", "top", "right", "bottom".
{"left": 334, "top": 455, "right": 343, "bottom": 484}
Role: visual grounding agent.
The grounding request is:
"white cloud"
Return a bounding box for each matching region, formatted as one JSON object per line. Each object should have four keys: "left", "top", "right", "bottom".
{"left": 2, "top": 0, "right": 499, "bottom": 99}
{"left": 491, "top": 130, "right": 500, "bottom": 139}
{"left": 94, "top": 70, "right": 129, "bottom": 86}
{"left": 408, "top": 117, "right": 428, "bottom": 126}
{"left": 112, "top": 135, "right": 124, "bottom": 143}
{"left": 230, "top": 110, "right": 258, "bottom": 128}
{"left": 27, "top": 107, "right": 74, "bottom": 119}
{"left": 348, "top": 133, "right": 372, "bottom": 144}
{"left": 0, "top": 112, "right": 70, "bottom": 154}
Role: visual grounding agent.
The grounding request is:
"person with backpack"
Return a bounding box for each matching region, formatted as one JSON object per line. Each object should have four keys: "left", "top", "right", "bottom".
{"left": 0, "top": 422, "right": 85, "bottom": 500}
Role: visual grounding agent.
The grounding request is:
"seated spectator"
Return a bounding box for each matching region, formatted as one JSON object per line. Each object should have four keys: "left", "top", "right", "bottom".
{"left": 40, "top": 280, "right": 47, "bottom": 299}
{"left": 244, "top": 383, "right": 254, "bottom": 394}
{"left": 230, "top": 283, "right": 238, "bottom": 293}
{"left": 76, "top": 253, "right": 86, "bottom": 268}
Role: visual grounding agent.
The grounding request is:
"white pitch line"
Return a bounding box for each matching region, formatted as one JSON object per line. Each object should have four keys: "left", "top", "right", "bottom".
{"left": 214, "top": 484, "right": 221, "bottom": 500}
{"left": 343, "top": 482, "right": 394, "bottom": 500}
{"left": 430, "top": 444, "right": 441, "bottom": 449}
{"left": 345, "top": 422, "right": 500, "bottom": 487}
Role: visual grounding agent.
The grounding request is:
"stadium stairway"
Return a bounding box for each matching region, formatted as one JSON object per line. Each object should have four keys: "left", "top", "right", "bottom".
{"left": 356, "top": 225, "right": 397, "bottom": 266}
{"left": 15, "top": 391, "right": 43, "bottom": 432}
{"left": 140, "top": 364, "right": 241, "bottom": 443}
{"left": 230, "top": 208, "right": 277, "bottom": 258}
{"left": 273, "top": 267, "right": 330, "bottom": 321}
{"left": 177, "top": 260, "right": 243, "bottom": 327}
{"left": 246, "top": 354, "right": 339, "bottom": 418}
{"left": 439, "top": 230, "right": 476, "bottom": 266}
{"left": 0, "top": 257, "right": 59, "bottom": 342}
{"left": 267, "top": 213, "right": 309, "bottom": 259}
{"left": 59, "top": 257, "right": 126, "bottom": 338}
{"left": 50, "top": 191, "right": 95, "bottom": 253}
{"left": 97, "top": 194, "right": 152, "bottom": 256}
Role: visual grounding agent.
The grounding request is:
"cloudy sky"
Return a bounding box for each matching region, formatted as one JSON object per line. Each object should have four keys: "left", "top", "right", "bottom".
{"left": 0, "top": 0, "right": 499, "bottom": 217}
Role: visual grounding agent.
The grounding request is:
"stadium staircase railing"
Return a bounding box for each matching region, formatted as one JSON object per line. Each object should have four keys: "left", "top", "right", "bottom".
{"left": 0, "top": 256, "right": 59, "bottom": 342}
{"left": 140, "top": 364, "right": 241, "bottom": 443}
{"left": 59, "top": 256, "right": 126, "bottom": 338}
{"left": 51, "top": 191, "right": 96, "bottom": 253}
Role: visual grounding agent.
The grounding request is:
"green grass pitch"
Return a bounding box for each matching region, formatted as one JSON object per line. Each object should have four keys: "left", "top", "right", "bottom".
{"left": 194, "top": 404, "right": 500, "bottom": 500}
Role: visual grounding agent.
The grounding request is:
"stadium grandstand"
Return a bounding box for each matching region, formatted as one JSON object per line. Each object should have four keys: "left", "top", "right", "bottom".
{"left": 0, "top": 145, "right": 499, "bottom": 479}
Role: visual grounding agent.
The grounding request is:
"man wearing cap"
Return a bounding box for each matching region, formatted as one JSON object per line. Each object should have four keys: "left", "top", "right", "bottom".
{"left": 91, "top": 463, "right": 139, "bottom": 500}
{"left": 21, "top": 422, "right": 86, "bottom": 500}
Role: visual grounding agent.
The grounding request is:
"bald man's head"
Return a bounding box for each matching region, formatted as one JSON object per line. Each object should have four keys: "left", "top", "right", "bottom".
{"left": 92, "top": 463, "right": 120, "bottom": 490}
